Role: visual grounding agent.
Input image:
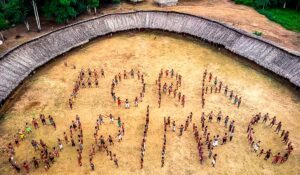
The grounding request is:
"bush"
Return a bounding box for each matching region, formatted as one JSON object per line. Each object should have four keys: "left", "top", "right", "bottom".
{"left": 253, "top": 31, "right": 263, "bottom": 36}
{"left": 0, "top": 13, "right": 9, "bottom": 30}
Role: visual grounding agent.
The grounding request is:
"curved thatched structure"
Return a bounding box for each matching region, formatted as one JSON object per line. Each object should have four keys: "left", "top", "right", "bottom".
{"left": 0, "top": 11, "right": 299, "bottom": 104}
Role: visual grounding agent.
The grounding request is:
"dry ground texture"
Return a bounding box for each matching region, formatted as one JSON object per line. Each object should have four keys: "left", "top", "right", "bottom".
{"left": 0, "top": 0, "right": 300, "bottom": 54}
{"left": 0, "top": 31, "right": 299, "bottom": 175}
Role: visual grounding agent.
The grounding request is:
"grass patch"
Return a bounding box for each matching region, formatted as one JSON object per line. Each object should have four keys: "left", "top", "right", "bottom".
{"left": 233, "top": 0, "right": 300, "bottom": 32}
{"left": 257, "top": 8, "right": 300, "bottom": 32}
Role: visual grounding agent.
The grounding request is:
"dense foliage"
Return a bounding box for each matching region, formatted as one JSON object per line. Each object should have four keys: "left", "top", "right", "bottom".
{"left": 234, "top": 0, "right": 300, "bottom": 9}
{"left": 42, "top": 0, "right": 78, "bottom": 24}
{"left": 234, "top": 0, "right": 300, "bottom": 32}
{"left": 0, "top": 0, "right": 115, "bottom": 30}
{"left": 0, "top": 0, "right": 31, "bottom": 29}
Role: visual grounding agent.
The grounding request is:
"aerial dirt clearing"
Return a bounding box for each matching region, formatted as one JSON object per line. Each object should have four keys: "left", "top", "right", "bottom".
{"left": 0, "top": 31, "right": 299, "bottom": 175}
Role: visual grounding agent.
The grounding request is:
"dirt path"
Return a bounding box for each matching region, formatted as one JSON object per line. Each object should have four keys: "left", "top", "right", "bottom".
{"left": 0, "top": 0, "right": 299, "bottom": 54}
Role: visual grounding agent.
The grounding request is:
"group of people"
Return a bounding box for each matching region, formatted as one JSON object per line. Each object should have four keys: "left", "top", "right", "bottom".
{"left": 69, "top": 68, "right": 105, "bottom": 109}
{"left": 161, "top": 117, "right": 168, "bottom": 167}
{"left": 14, "top": 114, "right": 57, "bottom": 145}
{"left": 8, "top": 139, "right": 61, "bottom": 173}
{"left": 65, "top": 115, "right": 84, "bottom": 166}
{"left": 247, "top": 113, "right": 293, "bottom": 164}
{"left": 93, "top": 114, "right": 125, "bottom": 144}
{"left": 161, "top": 111, "right": 235, "bottom": 168}
{"left": 7, "top": 114, "right": 61, "bottom": 173}
{"left": 6, "top": 66, "right": 297, "bottom": 173}
{"left": 156, "top": 69, "right": 185, "bottom": 108}
{"left": 140, "top": 105, "right": 150, "bottom": 169}
{"left": 199, "top": 111, "right": 235, "bottom": 167}
{"left": 193, "top": 111, "right": 235, "bottom": 167}
{"left": 201, "top": 70, "right": 242, "bottom": 108}
{"left": 111, "top": 69, "right": 146, "bottom": 109}
{"left": 89, "top": 114, "right": 124, "bottom": 170}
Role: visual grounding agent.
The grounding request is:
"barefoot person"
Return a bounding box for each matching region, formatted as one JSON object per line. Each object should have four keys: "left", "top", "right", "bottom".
{"left": 113, "top": 154, "right": 119, "bottom": 168}
{"left": 211, "top": 154, "right": 217, "bottom": 167}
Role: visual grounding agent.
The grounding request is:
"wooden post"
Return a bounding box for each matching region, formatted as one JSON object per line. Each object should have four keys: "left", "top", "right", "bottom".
{"left": 32, "top": 0, "right": 41, "bottom": 32}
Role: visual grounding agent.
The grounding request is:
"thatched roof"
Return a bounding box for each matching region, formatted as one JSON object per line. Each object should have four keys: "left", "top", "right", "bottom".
{"left": 0, "top": 11, "right": 299, "bottom": 104}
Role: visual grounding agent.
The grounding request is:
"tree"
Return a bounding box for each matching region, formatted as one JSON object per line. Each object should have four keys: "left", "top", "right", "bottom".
{"left": 87, "top": 0, "right": 99, "bottom": 15}
{"left": 0, "top": 2, "right": 8, "bottom": 30}
{"left": 254, "top": 0, "right": 270, "bottom": 9}
{"left": 0, "top": 13, "right": 8, "bottom": 30}
{"left": 3, "top": 0, "right": 24, "bottom": 24}
{"left": 75, "top": 0, "right": 87, "bottom": 15}
{"left": 42, "top": 0, "right": 77, "bottom": 24}
{"left": 1, "top": 0, "right": 33, "bottom": 31}
{"left": 282, "top": 0, "right": 287, "bottom": 8}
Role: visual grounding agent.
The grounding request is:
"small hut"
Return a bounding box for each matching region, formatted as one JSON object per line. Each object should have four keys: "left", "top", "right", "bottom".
{"left": 154, "top": 0, "right": 178, "bottom": 6}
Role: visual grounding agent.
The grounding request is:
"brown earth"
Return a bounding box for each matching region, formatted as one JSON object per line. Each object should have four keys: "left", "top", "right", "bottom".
{"left": 0, "top": 31, "right": 299, "bottom": 175}
{"left": 0, "top": 0, "right": 300, "bottom": 54}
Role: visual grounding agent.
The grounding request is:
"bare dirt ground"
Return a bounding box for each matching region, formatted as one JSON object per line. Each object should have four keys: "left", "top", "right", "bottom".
{"left": 0, "top": 31, "right": 299, "bottom": 175}
{"left": 0, "top": 0, "right": 299, "bottom": 54}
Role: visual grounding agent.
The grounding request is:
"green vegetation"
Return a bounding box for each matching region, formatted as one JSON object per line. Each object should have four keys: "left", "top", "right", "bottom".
{"left": 0, "top": 0, "right": 118, "bottom": 30}
{"left": 42, "top": 0, "right": 78, "bottom": 24}
{"left": 88, "top": 0, "right": 100, "bottom": 14}
{"left": 234, "top": 0, "right": 253, "bottom": 6}
{"left": 234, "top": 0, "right": 300, "bottom": 32}
{"left": 0, "top": 13, "right": 8, "bottom": 29}
{"left": 253, "top": 31, "right": 263, "bottom": 36}
{"left": 258, "top": 8, "right": 300, "bottom": 32}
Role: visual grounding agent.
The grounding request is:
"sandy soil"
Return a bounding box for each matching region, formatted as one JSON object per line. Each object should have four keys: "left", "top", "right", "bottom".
{"left": 0, "top": 0, "right": 299, "bottom": 54}
{"left": 0, "top": 31, "right": 299, "bottom": 175}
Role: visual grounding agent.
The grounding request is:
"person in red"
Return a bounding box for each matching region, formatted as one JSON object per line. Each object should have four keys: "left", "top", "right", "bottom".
{"left": 158, "top": 99, "right": 161, "bottom": 108}
{"left": 202, "top": 98, "right": 205, "bottom": 108}
{"left": 203, "top": 69, "right": 207, "bottom": 80}
{"left": 209, "top": 73, "right": 212, "bottom": 82}
{"left": 77, "top": 149, "right": 82, "bottom": 166}
{"left": 32, "top": 118, "right": 39, "bottom": 129}
{"left": 165, "top": 69, "right": 169, "bottom": 77}
{"left": 117, "top": 97, "right": 121, "bottom": 107}
{"left": 22, "top": 161, "right": 30, "bottom": 173}
{"left": 64, "top": 132, "right": 69, "bottom": 144}
{"left": 272, "top": 153, "right": 282, "bottom": 164}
